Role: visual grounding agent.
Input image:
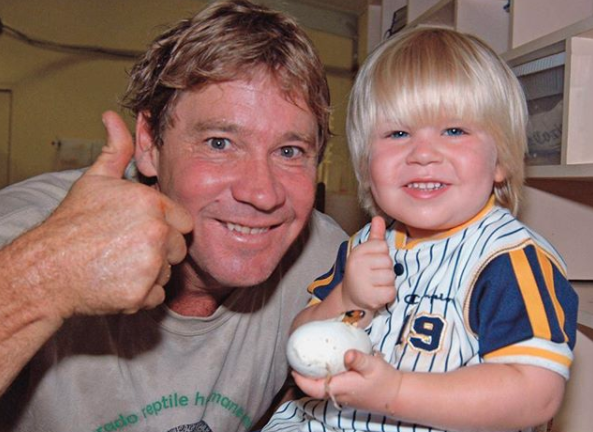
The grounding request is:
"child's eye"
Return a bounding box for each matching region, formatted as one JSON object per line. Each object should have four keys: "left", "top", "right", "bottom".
{"left": 206, "top": 137, "right": 231, "bottom": 150}
{"left": 389, "top": 130, "right": 409, "bottom": 139}
{"left": 443, "top": 128, "right": 466, "bottom": 136}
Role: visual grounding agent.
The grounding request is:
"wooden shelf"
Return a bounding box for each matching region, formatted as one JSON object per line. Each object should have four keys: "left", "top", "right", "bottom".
{"left": 503, "top": 15, "right": 593, "bottom": 62}
{"left": 526, "top": 164, "right": 593, "bottom": 180}
{"left": 504, "top": 16, "right": 593, "bottom": 180}
{"left": 510, "top": 0, "right": 593, "bottom": 50}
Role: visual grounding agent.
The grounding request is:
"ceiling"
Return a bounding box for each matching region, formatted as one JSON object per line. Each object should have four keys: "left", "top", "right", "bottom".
{"left": 253, "top": 0, "right": 366, "bottom": 39}
{"left": 295, "top": 0, "right": 367, "bottom": 15}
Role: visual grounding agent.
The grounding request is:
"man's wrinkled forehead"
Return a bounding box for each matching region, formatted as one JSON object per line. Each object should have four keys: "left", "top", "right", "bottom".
{"left": 162, "top": 74, "right": 316, "bottom": 144}
{"left": 168, "top": 74, "right": 318, "bottom": 140}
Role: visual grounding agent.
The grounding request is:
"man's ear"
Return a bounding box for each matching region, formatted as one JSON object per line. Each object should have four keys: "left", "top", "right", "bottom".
{"left": 134, "top": 112, "right": 160, "bottom": 178}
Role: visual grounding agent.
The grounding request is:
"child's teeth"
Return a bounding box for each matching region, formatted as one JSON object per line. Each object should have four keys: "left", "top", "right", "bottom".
{"left": 408, "top": 182, "right": 443, "bottom": 190}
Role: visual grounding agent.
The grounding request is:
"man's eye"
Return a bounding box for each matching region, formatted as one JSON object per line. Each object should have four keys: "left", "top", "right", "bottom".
{"left": 206, "top": 137, "right": 230, "bottom": 150}
{"left": 279, "top": 146, "right": 303, "bottom": 158}
{"left": 389, "top": 130, "right": 409, "bottom": 139}
{"left": 444, "top": 128, "right": 466, "bottom": 136}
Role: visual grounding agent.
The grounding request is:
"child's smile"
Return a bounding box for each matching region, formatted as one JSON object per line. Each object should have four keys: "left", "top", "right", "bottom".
{"left": 369, "top": 120, "right": 506, "bottom": 239}
{"left": 405, "top": 181, "right": 448, "bottom": 195}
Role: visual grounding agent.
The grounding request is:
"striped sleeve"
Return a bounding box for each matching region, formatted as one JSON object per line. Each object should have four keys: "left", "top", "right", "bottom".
{"left": 306, "top": 240, "right": 349, "bottom": 305}
{"left": 468, "top": 243, "right": 579, "bottom": 378}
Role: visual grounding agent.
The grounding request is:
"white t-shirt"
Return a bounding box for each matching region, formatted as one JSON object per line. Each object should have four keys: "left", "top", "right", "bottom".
{"left": 0, "top": 169, "right": 348, "bottom": 432}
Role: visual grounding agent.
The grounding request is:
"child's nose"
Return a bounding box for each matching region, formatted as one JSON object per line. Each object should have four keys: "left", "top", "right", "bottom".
{"left": 406, "top": 137, "right": 443, "bottom": 165}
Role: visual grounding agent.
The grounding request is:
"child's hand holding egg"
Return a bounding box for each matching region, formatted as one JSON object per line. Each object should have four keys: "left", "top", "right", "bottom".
{"left": 286, "top": 311, "right": 373, "bottom": 379}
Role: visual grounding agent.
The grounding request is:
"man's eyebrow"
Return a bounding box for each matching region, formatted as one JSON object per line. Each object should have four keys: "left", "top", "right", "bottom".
{"left": 190, "top": 120, "right": 241, "bottom": 134}
{"left": 189, "top": 120, "right": 317, "bottom": 147}
{"left": 282, "top": 131, "right": 317, "bottom": 146}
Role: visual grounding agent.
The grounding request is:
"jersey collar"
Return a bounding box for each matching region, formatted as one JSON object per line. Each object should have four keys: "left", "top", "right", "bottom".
{"left": 394, "top": 195, "right": 496, "bottom": 250}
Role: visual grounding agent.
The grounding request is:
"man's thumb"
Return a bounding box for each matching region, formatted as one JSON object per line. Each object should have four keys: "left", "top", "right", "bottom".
{"left": 86, "top": 111, "right": 134, "bottom": 178}
{"left": 368, "top": 216, "right": 386, "bottom": 241}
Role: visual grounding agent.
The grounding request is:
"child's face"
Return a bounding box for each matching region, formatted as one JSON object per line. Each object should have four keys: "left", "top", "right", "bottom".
{"left": 369, "top": 118, "right": 506, "bottom": 239}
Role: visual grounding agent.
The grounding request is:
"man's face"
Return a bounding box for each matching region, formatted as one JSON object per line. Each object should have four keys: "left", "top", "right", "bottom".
{"left": 138, "top": 74, "right": 319, "bottom": 288}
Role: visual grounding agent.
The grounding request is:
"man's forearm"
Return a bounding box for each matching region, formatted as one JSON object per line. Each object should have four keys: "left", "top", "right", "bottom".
{"left": 0, "top": 230, "right": 66, "bottom": 395}
{"left": 0, "top": 315, "right": 62, "bottom": 395}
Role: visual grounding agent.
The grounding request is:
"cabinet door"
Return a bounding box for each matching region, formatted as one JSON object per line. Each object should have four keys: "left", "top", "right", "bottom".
{"left": 512, "top": 0, "right": 593, "bottom": 49}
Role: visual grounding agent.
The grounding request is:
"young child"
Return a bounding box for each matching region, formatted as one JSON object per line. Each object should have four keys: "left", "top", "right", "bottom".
{"left": 262, "top": 27, "right": 578, "bottom": 432}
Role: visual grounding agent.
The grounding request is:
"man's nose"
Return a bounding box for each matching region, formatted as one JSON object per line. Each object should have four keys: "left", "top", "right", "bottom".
{"left": 231, "top": 157, "right": 286, "bottom": 211}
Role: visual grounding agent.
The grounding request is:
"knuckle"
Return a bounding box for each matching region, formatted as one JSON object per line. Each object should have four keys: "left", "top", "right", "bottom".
{"left": 119, "top": 289, "right": 146, "bottom": 309}
{"left": 143, "top": 220, "right": 170, "bottom": 243}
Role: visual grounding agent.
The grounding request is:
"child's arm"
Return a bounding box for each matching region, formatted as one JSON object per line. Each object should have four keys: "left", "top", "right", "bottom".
{"left": 291, "top": 216, "right": 396, "bottom": 331}
{"left": 294, "top": 352, "right": 565, "bottom": 432}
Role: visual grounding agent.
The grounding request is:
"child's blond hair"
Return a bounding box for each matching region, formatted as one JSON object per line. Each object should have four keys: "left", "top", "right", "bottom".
{"left": 347, "top": 27, "right": 527, "bottom": 216}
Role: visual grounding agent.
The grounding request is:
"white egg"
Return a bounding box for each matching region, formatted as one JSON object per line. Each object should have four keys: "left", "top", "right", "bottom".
{"left": 286, "top": 319, "right": 373, "bottom": 378}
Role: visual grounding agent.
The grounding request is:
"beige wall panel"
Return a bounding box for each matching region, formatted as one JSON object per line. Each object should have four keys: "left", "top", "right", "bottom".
{"left": 0, "top": 0, "right": 356, "bottom": 189}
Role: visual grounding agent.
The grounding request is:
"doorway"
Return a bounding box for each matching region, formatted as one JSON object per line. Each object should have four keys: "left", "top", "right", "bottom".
{"left": 0, "top": 90, "right": 11, "bottom": 188}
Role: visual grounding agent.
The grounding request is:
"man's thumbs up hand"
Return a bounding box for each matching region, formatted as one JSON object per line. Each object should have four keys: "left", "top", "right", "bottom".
{"left": 85, "top": 111, "right": 135, "bottom": 179}
{"left": 35, "top": 112, "right": 192, "bottom": 319}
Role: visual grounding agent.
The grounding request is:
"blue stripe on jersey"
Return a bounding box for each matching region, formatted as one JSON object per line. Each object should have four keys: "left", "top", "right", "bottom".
{"left": 468, "top": 244, "right": 578, "bottom": 356}
{"left": 523, "top": 245, "right": 565, "bottom": 342}
{"left": 308, "top": 240, "right": 349, "bottom": 301}
{"left": 553, "top": 265, "right": 578, "bottom": 349}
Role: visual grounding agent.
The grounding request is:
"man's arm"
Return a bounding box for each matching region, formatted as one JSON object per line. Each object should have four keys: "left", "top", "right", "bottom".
{"left": 0, "top": 231, "right": 69, "bottom": 395}
{"left": 0, "top": 112, "right": 192, "bottom": 395}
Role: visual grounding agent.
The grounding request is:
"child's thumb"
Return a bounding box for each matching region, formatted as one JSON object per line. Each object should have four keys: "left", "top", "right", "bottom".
{"left": 86, "top": 111, "right": 134, "bottom": 178}
{"left": 368, "top": 216, "right": 386, "bottom": 241}
{"left": 344, "top": 349, "right": 374, "bottom": 375}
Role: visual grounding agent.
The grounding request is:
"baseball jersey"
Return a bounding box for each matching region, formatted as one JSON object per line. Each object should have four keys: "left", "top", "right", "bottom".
{"left": 263, "top": 198, "right": 578, "bottom": 432}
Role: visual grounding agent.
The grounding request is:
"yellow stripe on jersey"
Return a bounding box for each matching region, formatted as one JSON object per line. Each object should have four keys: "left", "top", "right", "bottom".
{"left": 306, "top": 297, "right": 322, "bottom": 307}
{"left": 395, "top": 226, "right": 407, "bottom": 249}
{"left": 307, "top": 268, "right": 336, "bottom": 295}
{"left": 347, "top": 235, "right": 355, "bottom": 255}
{"left": 509, "top": 249, "right": 551, "bottom": 340}
{"left": 484, "top": 345, "right": 572, "bottom": 367}
{"left": 536, "top": 248, "right": 568, "bottom": 342}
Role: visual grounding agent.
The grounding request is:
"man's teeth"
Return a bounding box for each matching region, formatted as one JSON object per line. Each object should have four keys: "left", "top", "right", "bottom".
{"left": 226, "top": 223, "right": 270, "bottom": 235}
{"left": 407, "top": 182, "right": 444, "bottom": 191}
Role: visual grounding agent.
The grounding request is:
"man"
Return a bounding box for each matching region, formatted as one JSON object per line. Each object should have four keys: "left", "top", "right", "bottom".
{"left": 0, "top": 1, "right": 347, "bottom": 431}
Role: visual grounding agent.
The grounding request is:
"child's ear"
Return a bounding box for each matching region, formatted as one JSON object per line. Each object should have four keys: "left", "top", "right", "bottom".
{"left": 134, "top": 112, "right": 160, "bottom": 178}
{"left": 494, "top": 163, "right": 506, "bottom": 183}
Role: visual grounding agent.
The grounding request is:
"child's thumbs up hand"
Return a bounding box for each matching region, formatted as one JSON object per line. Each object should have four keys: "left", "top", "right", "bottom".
{"left": 368, "top": 214, "right": 387, "bottom": 241}
{"left": 341, "top": 216, "right": 396, "bottom": 319}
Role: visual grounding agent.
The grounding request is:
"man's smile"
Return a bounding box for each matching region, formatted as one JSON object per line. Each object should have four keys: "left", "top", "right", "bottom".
{"left": 225, "top": 222, "right": 272, "bottom": 235}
